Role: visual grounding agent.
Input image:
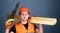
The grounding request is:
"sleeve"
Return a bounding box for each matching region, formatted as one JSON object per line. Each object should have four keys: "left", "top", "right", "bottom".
{"left": 9, "top": 25, "right": 16, "bottom": 33}
{"left": 34, "top": 24, "right": 38, "bottom": 30}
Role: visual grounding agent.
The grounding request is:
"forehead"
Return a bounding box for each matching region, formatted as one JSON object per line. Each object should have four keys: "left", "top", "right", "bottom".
{"left": 21, "top": 11, "right": 28, "bottom": 14}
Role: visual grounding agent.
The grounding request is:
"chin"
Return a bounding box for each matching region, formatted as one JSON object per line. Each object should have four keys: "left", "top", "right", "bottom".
{"left": 23, "top": 19, "right": 27, "bottom": 21}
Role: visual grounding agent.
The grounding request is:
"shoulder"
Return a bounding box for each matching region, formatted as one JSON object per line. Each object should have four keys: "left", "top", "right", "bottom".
{"left": 28, "top": 22, "right": 34, "bottom": 25}
{"left": 15, "top": 22, "right": 21, "bottom": 25}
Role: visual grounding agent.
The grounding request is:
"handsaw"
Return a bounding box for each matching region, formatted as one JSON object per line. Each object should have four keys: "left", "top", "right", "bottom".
{"left": 6, "top": 2, "right": 57, "bottom": 26}
{"left": 6, "top": 2, "right": 20, "bottom": 26}
{"left": 6, "top": 13, "right": 57, "bottom": 26}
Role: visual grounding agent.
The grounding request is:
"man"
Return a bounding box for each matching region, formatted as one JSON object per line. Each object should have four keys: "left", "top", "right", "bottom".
{"left": 5, "top": 6, "right": 43, "bottom": 33}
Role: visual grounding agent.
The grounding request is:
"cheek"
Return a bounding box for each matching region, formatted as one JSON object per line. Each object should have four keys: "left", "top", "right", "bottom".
{"left": 26, "top": 14, "right": 29, "bottom": 18}
{"left": 20, "top": 15, "right": 24, "bottom": 19}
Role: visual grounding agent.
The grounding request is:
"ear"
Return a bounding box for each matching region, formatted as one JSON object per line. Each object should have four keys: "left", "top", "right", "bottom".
{"left": 28, "top": 14, "right": 30, "bottom": 17}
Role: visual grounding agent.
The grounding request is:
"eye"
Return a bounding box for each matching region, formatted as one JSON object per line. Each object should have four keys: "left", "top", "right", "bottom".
{"left": 25, "top": 13, "right": 28, "bottom": 15}
{"left": 20, "top": 13, "right": 24, "bottom": 16}
{"left": 22, "top": 14, "right": 24, "bottom": 15}
{"left": 25, "top": 14, "right": 27, "bottom": 15}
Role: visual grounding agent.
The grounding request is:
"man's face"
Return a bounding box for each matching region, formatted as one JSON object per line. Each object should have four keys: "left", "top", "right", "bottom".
{"left": 20, "top": 12, "right": 29, "bottom": 21}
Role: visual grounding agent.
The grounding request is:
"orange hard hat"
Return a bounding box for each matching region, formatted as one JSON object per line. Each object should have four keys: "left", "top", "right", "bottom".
{"left": 19, "top": 6, "right": 30, "bottom": 15}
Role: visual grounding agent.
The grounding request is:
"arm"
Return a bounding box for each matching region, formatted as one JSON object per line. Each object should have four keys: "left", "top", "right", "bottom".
{"left": 35, "top": 24, "right": 43, "bottom": 33}
{"left": 10, "top": 32, "right": 14, "bottom": 33}
{"left": 5, "top": 21, "right": 13, "bottom": 33}
{"left": 38, "top": 24, "right": 43, "bottom": 33}
{"left": 5, "top": 26, "right": 13, "bottom": 33}
{"left": 5, "top": 29, "right": 10, "bottom": 33}
{"left": 5, "top": 29, "right": 14, "bottom": 33}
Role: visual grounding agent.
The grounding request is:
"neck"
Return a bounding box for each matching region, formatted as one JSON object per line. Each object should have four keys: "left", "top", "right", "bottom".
{"left": 21, "top": 20, "right": 27, "bottom": 24}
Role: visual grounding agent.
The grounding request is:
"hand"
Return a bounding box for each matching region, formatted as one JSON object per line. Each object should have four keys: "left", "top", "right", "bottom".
{"left": 6, "top": 21, "right": 13, "bottom": 29}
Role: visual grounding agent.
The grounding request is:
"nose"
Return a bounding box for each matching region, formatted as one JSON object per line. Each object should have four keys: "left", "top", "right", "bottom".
{"left": 22, "top": 14, "right": 26, "bottom": 17}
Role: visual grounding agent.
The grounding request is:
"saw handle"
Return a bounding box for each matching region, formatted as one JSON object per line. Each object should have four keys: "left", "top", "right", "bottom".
{"left": 6, "top": 21, "right": 13, "bottom": 29}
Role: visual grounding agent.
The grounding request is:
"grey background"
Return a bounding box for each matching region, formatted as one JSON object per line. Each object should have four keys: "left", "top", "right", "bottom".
{"left": 0, "top": 0, "right": 60, "bottom": 33}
